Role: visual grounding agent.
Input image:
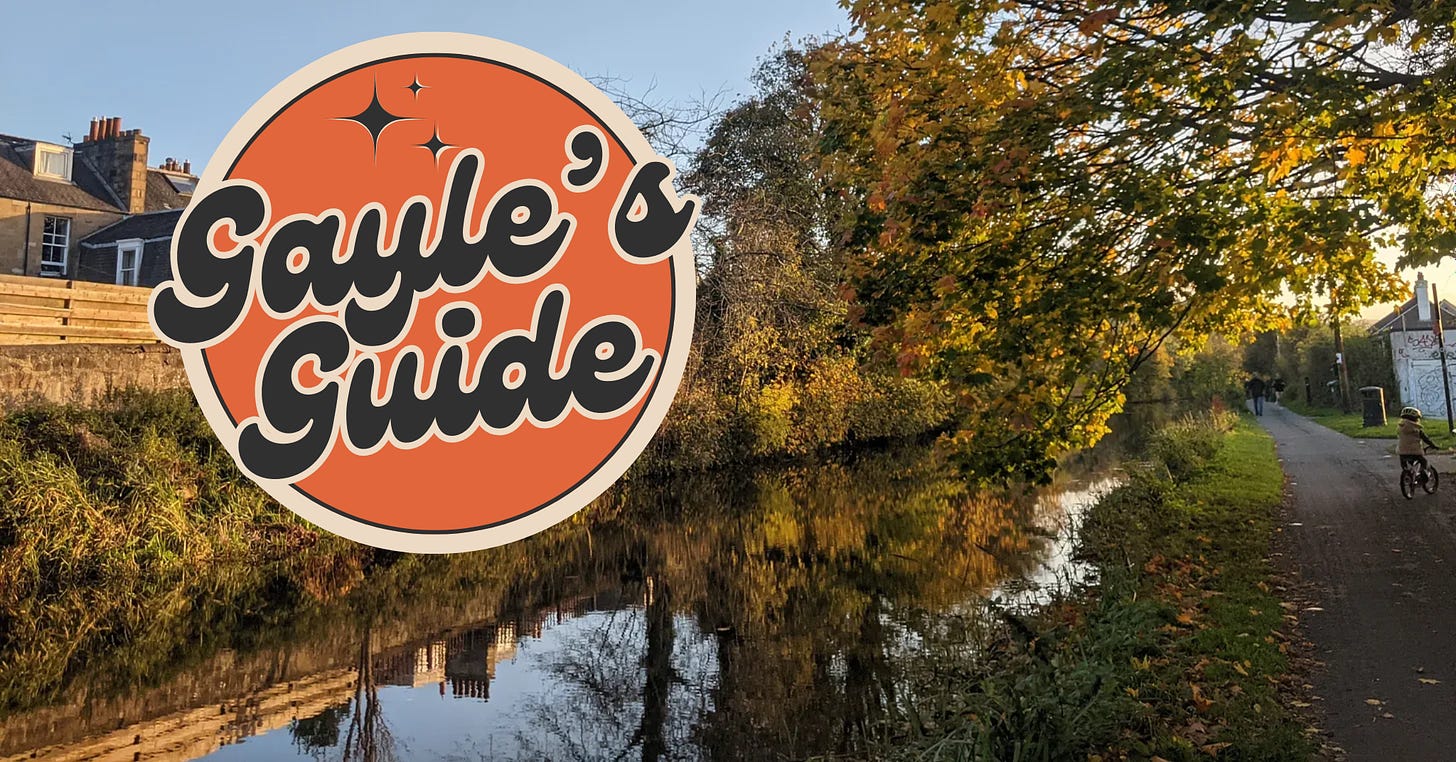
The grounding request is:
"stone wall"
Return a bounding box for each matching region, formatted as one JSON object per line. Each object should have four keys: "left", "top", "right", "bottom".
{"left": 0, "top": 343, "right": 187, "bottom": 410}
{"left": 0, "top": 199, "right": 122, "bottom": 277}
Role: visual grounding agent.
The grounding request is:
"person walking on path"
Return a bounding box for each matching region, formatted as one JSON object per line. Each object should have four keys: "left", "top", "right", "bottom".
{"left": 1271, "top": 376, "right": 1286, "bottom": 405}
{"left": 1245, "top": 375, "right": 1267, "bottom": 416}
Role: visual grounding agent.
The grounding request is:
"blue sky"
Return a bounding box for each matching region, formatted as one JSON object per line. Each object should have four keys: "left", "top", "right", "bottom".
{"left": 2, "top": 0, "right": 850, "bottom": 168}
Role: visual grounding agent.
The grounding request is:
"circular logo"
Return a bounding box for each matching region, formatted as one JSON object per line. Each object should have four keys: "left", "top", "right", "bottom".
{"left": 149, "top": 34, "right": 698, "bottom": 553}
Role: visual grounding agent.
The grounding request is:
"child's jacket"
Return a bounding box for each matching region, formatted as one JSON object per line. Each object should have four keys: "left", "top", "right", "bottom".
{"left": 1398, "top": 417, "right": 1430, "bottom": 455}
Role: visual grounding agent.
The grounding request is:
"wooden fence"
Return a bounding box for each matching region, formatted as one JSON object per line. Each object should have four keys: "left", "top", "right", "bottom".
{"left": 0, "top": 274, "right": 159, "bottom": 345}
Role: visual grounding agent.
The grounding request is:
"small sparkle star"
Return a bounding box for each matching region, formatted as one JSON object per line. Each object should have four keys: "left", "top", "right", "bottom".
{"left": 417, "top": 125, "right": 454, "bottom": 163}
{"left": 337, "top": 78, "right": 412, "bottom": 157}
{"left": 406, "top": 76, "right": 428, "bottom": 97}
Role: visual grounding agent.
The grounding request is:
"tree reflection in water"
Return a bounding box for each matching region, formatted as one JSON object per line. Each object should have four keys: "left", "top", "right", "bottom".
{"left": 2, "top": 422, "right": 1154, "bottom": 762}
{"left": 502, "top": 442, "right": 1118, "bottom": 760}
{"left": 345, "top": 627, "right": 396, "bottom": 761}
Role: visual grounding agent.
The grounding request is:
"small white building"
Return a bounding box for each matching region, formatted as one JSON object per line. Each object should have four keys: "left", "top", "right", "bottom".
{"left": 1371, "top": 273, "right": 1456, "bottom": 417}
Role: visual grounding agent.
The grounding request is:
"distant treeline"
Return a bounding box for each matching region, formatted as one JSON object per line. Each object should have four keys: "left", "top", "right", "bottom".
{"left": 1123, "top": 321, "right": 1400, "bottom": 413}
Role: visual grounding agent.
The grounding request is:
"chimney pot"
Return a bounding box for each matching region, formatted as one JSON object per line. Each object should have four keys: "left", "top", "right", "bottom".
{"left": 183, "top": 160, "right": 191, "bottom": 174}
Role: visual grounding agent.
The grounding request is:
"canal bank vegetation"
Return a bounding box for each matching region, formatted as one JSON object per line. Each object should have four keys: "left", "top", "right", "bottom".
{"left": 0, "top": 379, "right": 949, "bottom": 708}
{"left": 0, "top": 423, "right": 1107, "bottom": 741}
{"left": 883, "top": 410, "right": 1313, "bottom": 760}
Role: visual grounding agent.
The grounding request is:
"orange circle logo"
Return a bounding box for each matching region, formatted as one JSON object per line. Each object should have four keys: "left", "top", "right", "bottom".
{"left": 148, "top": 34, "right": 698, "bottom": 552}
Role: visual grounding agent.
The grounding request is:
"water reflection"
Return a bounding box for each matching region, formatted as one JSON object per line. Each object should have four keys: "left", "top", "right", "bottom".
{"left": 0, "top": 415, "right": 1155, "bottom": 762}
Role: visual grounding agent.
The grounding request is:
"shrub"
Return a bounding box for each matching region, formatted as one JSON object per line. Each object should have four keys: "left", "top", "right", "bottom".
{"left": 747, "top": 381, "right": 797, "bottom": 457}
{"left": 1144, "top": 410, "right": 1236, "bottom": 481}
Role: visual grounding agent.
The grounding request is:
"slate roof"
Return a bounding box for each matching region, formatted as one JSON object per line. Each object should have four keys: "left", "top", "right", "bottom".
{"left": 81, "top": 208, "right": 184, "bottom": 246}
{"left": 0, "top": 135, "right": 122, "bottom": 212}
{"left": 144, "top": 169, "right": 191, "bottom": 211}
{"left": 1370, "top": 296, "right": 1456, "bottom": 333}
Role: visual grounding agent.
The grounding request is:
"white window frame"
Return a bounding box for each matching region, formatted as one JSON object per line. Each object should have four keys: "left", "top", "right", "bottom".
{"left": 115, "top": 239, "right": 143, "bottom": 286}
{"left": 34, "top": 145, "right": 73, "bottom": 181}
{"left": 40, "top": 216, "right": 70, "bottom": 277}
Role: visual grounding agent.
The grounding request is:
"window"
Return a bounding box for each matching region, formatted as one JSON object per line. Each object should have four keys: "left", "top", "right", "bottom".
{"left": 116, "top": 240, "right": 142, "bottom": 286}
{"left": 40, "top": 216, "right": 69, "bottom": 277}
{"left": 34, "top": 146, "right": 72, "bottom": 181}
{"left": 165, "top": 175, "right": 197, "bottom": 195}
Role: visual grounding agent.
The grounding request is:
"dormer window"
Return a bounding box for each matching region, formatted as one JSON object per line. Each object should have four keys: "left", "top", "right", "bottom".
{"left": 164, "top": 174, "right": 196, "bottom": 195}
{"left": 33, "top": 144, "right": 73, "bottom": 182}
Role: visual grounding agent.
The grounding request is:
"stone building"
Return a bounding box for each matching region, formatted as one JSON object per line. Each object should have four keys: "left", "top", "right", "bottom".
{"left": 0, "top": 116, "right": 193, "bottom": 285}
{"left": 1371, "top": 272, "right": 1456, "bottom": 418}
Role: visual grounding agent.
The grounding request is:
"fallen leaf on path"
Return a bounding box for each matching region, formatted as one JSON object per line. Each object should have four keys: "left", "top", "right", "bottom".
{"left": 1365, "top": 698, "right": 1383, "bottom": 706}
{"left": 1382, "top": 712, "right": 1396, "bottom": 719}
{"left": 1419, "top": 678, "right": 1441, "bottom": 685}
{"left": 1200, "top": 742, "right": 1232, "bottom": 755}
{"left": 1304, "top": 607, "right": 1325, "bottom": 612}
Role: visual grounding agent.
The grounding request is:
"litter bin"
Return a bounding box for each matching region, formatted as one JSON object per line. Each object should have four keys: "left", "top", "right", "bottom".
{"left": 1360, "top": 386, "right": 1387, "bottom": 427}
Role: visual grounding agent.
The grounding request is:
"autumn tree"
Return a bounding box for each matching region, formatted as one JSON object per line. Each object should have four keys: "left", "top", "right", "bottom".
{"left": 811, "top": 1, "right": 1456, "bottom": 478}
{"left": 685, "top": 46, "right": 852, "bottom": 399}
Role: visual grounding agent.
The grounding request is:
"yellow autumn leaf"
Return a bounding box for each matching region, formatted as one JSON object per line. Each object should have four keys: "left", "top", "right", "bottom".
{"left": 926, "top": 1, "right": 957, "bottom": 25}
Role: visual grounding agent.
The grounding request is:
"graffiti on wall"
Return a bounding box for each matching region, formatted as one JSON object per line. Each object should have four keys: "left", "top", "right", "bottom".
{"left": 1391, "top": 330, "right": 1456, "bottom": 416}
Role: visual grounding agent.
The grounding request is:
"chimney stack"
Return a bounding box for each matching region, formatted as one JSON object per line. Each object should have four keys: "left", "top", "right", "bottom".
{"left": 1417, "top": 272, "right": 1432, "bottom": 323}
{"left": 75, "top": 116, "right": 149, "bottom": 213}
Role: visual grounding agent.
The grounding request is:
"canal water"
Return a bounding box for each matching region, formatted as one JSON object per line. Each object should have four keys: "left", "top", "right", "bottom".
{"left": 0, "top": 408, "right": 1171, "bottom": 761}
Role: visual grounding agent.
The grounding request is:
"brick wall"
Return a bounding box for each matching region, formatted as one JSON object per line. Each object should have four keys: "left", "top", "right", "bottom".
{"left": 0, "top": 343, "right": 187, "bottom": 410}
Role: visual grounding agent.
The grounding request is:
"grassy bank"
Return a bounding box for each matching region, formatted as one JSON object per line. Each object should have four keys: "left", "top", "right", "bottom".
{"left": 884, "top": 411, "right": 1312, "bottom": 760}
{"left": 1281, "top": 399, "right": 1456, "bottom": 446}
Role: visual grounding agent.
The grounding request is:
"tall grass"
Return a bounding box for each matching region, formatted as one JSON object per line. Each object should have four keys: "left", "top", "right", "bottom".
{"left": 0, "top": 388, "right": 364, "bottom": 707}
